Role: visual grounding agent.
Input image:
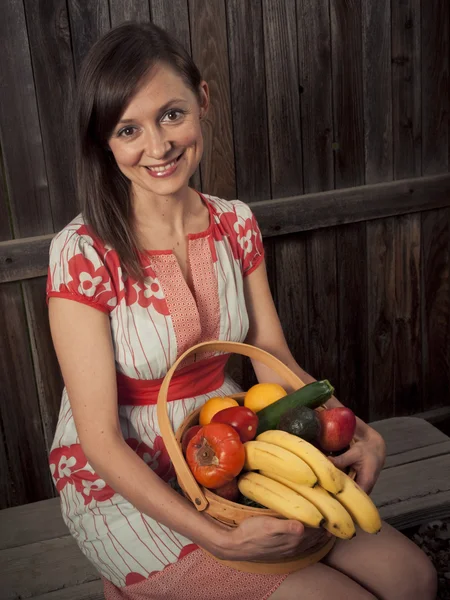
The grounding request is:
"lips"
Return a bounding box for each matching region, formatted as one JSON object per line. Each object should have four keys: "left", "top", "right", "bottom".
{"left": 144, "top": 152, "right": 184, "bottom": 178}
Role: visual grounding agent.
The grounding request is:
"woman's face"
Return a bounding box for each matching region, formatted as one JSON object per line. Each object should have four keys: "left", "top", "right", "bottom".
{"left": 108, "top": 63, "right": 208, "bottom": 199}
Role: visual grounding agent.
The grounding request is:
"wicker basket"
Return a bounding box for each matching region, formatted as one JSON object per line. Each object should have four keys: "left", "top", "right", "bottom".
{"left": 156, "top": 341, "right": 338, "bottom": 574}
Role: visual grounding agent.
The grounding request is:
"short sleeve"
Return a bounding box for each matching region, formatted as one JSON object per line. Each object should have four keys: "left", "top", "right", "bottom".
{"left": 46, "top": 228, "right": 117, "bottom": 313}
{"left": 231, "top": 200, "right": 265, "bottom": 276}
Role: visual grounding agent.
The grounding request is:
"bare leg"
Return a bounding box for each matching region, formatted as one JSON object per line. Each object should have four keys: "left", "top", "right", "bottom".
{"left": 322, "top": 521, "right": 437, "bottom": 600}
{"left": 269, "top": 562, "right": 377, "bottom": 600}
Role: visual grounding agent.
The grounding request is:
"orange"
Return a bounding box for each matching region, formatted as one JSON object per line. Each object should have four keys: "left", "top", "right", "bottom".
{"left": 244, "top": 383, "right": 287, "bottom": 413}
{"left": 199, "top": 396, "right": 239, "bottom": 426}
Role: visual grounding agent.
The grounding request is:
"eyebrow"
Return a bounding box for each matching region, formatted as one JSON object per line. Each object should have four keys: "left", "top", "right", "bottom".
{"left": 117, "top": 98, "right": 188, "bottom": 125}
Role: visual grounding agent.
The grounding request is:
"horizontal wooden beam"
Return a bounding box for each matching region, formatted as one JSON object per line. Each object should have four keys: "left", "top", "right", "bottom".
{"left": 0, "top": 234, "right": 54, "bottom": 283}
{"left": 1, "top": 173, "right": 449, "bottom": 283}
{"left": 256, "top": 172, "right": 450, "bottom": 237}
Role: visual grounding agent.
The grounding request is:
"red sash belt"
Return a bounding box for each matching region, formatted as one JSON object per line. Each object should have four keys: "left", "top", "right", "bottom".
{"left": 116, "top": 354, "right": 229, "bottom": 406}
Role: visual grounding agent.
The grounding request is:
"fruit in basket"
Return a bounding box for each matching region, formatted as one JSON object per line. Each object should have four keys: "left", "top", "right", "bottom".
{"left": 256, "top": 380, "right": 334, "bottom": 435}
{"left": 243, "top": 440, "right": 317, "bottom": 486}
{"left": 213, "top": 477, "right": 240, "bottom": 502}
{"left": 244, "top": 383, "right": 287, "bottom": 413}
{"left": 277, "top": 405, "right": 321, "bottom": 442}
{"left": 317, "top": 407, "right": 357, "bottom": 452}
{"left": 199, "top": 396, "right": 239, "bottom": 426}
{"left": 333, "top": 473, "right": 382, "bottom": 534}
{"left": 238, "top": 472, "right": 325, "bottom": 528}
{"left": 260, "top": 471, "right": 355, "bottom": 540}
{"left": 211, "top": 406, "right": 259, "bottom": 442}
{"left": 186, "top": 423, "right": 245, "bottom": 489}
{"left": 181, "top": 425, "right": 202, "bottom": 454}
{"left": 256, "top": 430, "right": 344, "bottom": 494}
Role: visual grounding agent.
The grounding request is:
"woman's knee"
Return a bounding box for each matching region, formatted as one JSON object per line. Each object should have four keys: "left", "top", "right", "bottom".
{"left": 400, "top": 547, "right": 437, "bottom": 600}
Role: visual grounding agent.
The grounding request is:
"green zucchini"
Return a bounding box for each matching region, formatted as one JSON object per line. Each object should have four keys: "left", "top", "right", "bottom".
{"left": 255, "top": 380, "right": 334, "bottom": 435}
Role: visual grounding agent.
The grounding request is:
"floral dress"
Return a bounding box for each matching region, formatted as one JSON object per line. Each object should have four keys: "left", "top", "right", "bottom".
{"left": 46, "top": 194, "right": 288, "bottom": 599}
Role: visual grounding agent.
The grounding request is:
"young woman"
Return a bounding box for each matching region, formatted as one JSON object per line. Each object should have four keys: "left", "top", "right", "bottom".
{"left": 47, "top": 22, "right": 436, "bottom": 600}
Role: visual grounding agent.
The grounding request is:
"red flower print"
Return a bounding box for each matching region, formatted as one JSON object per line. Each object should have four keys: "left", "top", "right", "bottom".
{"left": 216, "top": 211, "right": 239, "bottom": 259}
{"left": 126, "top": 436, "right": 175, "bottom": 483}
{"left": 179, "top": 543, "right": 199, "bottom": 560}
{"left": 125, "top": 572, "right": 147, "bottom": 585}
{"left": 122, "top": 270, "right": 169, "bottom": 315}
{"left": 49, "top": 445, "right": 88, "bottom": 492}
{"left": 67, "top": 253, "right": 116, "bottom": 308}
{"left": 72, "top": 469, "right": 116, "bottom": 505}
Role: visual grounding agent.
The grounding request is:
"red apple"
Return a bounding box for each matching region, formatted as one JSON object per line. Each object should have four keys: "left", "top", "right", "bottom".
{"left": 318, "top": 407, "right": 356, "bottom": 452}
{"left": 181, "top": 425, "right": 202, "bottom": 455}
{"left": 212, "top": 478, "right": 240, "bottom": 502}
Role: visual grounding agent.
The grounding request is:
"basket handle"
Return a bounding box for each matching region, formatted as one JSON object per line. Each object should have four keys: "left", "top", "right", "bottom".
{"left": 156, "top": 341, "right": 305, "bottom": 512}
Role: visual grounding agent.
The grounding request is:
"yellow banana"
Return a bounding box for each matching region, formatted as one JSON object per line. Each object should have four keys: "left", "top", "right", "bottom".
{"left": 243, "top": 440, "right": 317, "bottom": 486}
{"left": 333, "top": 473, "right": 382, "bottom": 534}
{"left": 260, "top": 470, "right": 355, "bottom": 540}
{"left": 238, "top": 472, "right": 325, "bottom": 528}
{"left": 256, "top": 430, "right": 344, "bottom": 494}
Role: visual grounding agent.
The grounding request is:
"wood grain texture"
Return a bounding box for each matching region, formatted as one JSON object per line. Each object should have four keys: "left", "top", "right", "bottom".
{"left": 189, "top": 0, "right": 236, "bottom": 199}
{"left": 23, "top": 0, "right": 78, "bottom": 231}
{"left": 363, "top": 1, "right": 395, "bottom": 421}
{"left": 330, "top": 0, "right": 364, "bottom": 189}
{"left": 262, "top": 0, "right": 302, "bottom": 197}
{"left": 392, "top": 0, "right": 421, "bottom": 180}
{"left": 0, "top": 0, "right": 52, "bottom": 237}
{"left": 32, "top": 580, "right": 103, "bottom": 600}
{"left": 67, "top": 0, "right": 110, "bottom": 73}
{"left": 22, "top": 278, "right": 63, "bottom": 453}
{"left": 331, "top": 0, "right": 366, "bottom": 414}
{"left": 367, "top": 218, "right": 396, "bottom": 420}
{"left": 0, "top": 234, "right": 54, "bottom": 284}
{"left": 362, "top": 0, "right": 393, "bottom": 183}
{"left": 421, "top": 0, "right": 449, "bottom": 175}
{"left": 392, "top": 1, "right": 422, "bottom": 417}
{"left": 1, "top": 535, "right": 99, "bottom": 600}
{"left": 150, "top": 0, "right": 191, "bottom": 51}
{"left": 226, "top": 0, "right": 270, "bottom": 201}
{"left": 297, "top": 0, "right": 333, "bottom": 194}
{"left": 336, "top": 222, "right": 368, "bottom": 419}
{"left": 274, "top": 235, "right": 310, "bottom": 373}
{"left": 0, "top": 283, "right": 54, "bottom": 508}
{"left": 0, "top": 151, "right": 13, "bottom": 241}
{"left": 421, "top": 207, "right": 450, "bottom": 410}
{"left": 306, "top": 229, "right": 339, "bottom": 387}
{"left": 0, "top": 497, "right": 66, "bottom": 550}
{"left": 109, "top": 0, "right": 150, "bottom": 26}
{"left": 394, "top": 214, "right": 422, "bottom": 414}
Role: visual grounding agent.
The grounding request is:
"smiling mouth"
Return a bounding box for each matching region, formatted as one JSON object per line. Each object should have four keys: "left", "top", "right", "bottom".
{"left": 145, "top": 152, "right": 184, "bottom": 175}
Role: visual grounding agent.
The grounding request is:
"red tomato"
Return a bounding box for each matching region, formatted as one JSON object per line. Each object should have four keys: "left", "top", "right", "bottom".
{"left": 211, "top": 406, "right": 259, "bottom": 442}
{"left": 186, "top": 423, "right": 245, "bottom": 489}
{"left": 181, "top": 425, "right": 203, "bottom": 455}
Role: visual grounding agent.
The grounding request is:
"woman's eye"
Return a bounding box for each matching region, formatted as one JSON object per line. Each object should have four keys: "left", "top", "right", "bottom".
{"left": 163, "top": 109, "right": 184, "bottom": 122}
{"left": 118, "top": 126, "right": 137, "bottom": 138}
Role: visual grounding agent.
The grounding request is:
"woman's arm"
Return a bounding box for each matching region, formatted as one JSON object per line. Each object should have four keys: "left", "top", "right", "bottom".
{"left": 243, "top": 261, "right": 386, "bottom": 492}
{"left": 49, "top": 298, "right": 227, "bottom": 554}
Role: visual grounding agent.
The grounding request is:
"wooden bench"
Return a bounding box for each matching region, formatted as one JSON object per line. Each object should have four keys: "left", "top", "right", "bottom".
{"left": 2, "top": 417, "right": 450, "bottom": 600}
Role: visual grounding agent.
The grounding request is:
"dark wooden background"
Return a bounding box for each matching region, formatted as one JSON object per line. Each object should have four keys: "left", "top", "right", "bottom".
{"left": 0, "top": 0, "right": 449, "bottom": 509}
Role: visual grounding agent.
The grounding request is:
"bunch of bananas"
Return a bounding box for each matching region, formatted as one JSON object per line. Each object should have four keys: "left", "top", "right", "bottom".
{"left": 238, "top": 430, "right": 381, "bottom": 540}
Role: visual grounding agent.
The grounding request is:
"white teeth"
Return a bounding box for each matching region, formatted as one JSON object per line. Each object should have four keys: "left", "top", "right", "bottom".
{"left": 147, "top": 159, "right": 177, "bottom": 173}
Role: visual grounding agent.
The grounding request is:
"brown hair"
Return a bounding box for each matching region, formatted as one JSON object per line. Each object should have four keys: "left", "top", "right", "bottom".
{"left": 75, "top": 22, "right": 202, "bottom": 280}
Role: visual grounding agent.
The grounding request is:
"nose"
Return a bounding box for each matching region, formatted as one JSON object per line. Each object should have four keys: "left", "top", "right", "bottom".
{"left": 143, "top": 126, "right": 171, "bottom": 160}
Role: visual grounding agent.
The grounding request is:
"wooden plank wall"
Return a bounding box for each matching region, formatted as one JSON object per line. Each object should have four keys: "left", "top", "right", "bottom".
{"left": 0, "top": 0, "right": 448, "bottom": 509}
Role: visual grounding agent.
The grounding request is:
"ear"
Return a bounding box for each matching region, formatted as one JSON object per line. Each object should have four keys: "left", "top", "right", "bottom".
{"left": 198, "top": 81, "right": 210, "bottom": 119}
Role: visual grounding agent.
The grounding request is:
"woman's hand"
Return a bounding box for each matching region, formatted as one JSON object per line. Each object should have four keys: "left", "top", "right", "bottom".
{"left": 212, "top": 516, "right": 331, "bottom": 562}
{"left": 328, "top": 424, "right": 386, "bottom": 494}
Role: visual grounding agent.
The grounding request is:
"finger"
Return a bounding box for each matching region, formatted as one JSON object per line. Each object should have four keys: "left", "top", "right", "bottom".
{"left": 328, "top": 445, "right": 360, "bottom": 470}
{"left": 281, "top": 519, "right": 305, "bottom": 536}
{"left": 355, "top": 467, "right": 374, "bottom": 493}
